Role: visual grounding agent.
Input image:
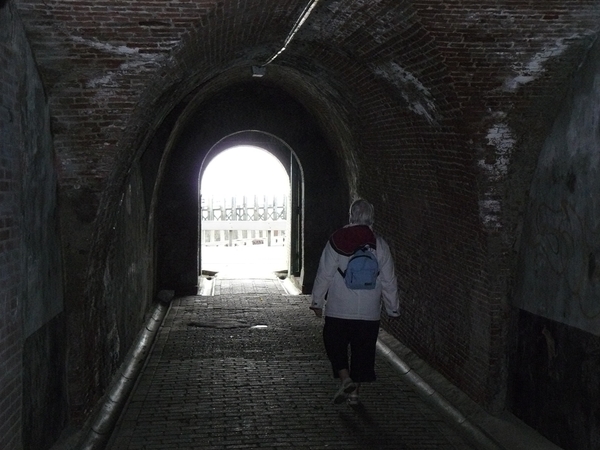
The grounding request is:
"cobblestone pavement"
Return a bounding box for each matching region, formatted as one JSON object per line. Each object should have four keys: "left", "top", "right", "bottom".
{"left": 106, "top": 277, "right": 475, "bottom": 450}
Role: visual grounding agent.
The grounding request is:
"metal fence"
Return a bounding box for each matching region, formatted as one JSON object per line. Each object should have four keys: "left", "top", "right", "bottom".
{"left": 201, "top": 195, "right": 287, "bottom": 221}
{"left": 201, "top": 196, "right": 288, "bottom": 247}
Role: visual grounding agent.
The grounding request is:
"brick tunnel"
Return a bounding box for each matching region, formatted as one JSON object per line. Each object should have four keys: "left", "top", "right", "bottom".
{"left": 2, "top": 0, "right": 600, "bottom": 449}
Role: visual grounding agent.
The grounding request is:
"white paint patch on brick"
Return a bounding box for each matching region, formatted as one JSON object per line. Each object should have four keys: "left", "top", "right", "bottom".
{"left": 71, "top": 35, "right": 140, "bottom": 56}
{"left": 70, "top": 35, "right": 165, "bottom": 88}
{"left": 479, "top": 198, "right": 502, "bottom": 229}
{"left": 346, "top": 146, "right": 360, "bottom": 200}
{"left": 88, "top": 74, "right": 116, "bottom": 89}
{"left": 310, "top": 0, "right": 386, "bottom": 39}
{"left": 477, "top": 121, "right": 516, "bottom": 229}
{"left": 88, "top": 55, "right": 164, "bottom": 88}
{"left": 119, "top": 59, "right": 163, "bottom": 72}
{"left": 503, "top": 34, "right": 581, "bottom": 92}
{"left": 478, "top": 122, "right": 515, "bottom": 180}
{"left": 373, "top": 62, "right": 439, "bottom": 125}
{"left": 91, "top": 61, "right": 164, "bottom": 89}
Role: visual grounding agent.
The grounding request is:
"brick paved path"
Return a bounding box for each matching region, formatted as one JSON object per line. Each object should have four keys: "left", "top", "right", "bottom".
{"left": 106, "top": 277, "right": 474, "bottom": 450}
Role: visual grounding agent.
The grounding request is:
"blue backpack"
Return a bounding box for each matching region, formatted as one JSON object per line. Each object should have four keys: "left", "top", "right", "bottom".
{"left": 338, "top": 246, "right": 379, "bottom": 290}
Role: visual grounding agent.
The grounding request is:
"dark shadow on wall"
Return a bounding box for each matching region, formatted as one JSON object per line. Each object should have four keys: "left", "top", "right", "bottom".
{"left": 509, "top": 310, "right": 600, "bottom": 450}
{"left": 22, "top": 314, "right": 68, "bottom": 450}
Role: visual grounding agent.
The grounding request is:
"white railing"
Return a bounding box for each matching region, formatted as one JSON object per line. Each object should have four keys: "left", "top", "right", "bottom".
{"left": 201, "top": 196, "right": 288, "bottom": 247}
{"left": 201, "top": 196, "right": 287, "bottom": 221}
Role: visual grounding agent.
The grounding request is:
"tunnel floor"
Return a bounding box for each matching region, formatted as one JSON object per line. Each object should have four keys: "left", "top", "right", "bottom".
{"left": 104, "top": 275, "right": 476, "bottom": 450}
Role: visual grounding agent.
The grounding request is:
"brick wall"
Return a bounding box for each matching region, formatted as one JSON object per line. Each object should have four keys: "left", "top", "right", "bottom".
{"left": 9, "top": 0, "right": 600, "bottom": 446}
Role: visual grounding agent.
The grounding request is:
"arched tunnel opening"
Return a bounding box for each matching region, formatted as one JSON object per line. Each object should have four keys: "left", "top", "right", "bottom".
{"left": 155, "top": 80, "right": 350, "bottom": 296}
{"left": 199, "top": 144, "right": 292, "bottom": 280}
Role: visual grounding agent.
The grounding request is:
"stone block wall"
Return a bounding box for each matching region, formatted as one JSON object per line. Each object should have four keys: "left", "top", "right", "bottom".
{"left": 508, "top": 36, "right": 600, "bottom": 450}
{"left": 0, "top": 2, "right": 66, "bottom": 449}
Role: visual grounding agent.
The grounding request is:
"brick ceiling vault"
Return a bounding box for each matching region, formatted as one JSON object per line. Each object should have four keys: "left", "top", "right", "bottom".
{"left": 15, "top": 0, "right": 600, "bottom": 230}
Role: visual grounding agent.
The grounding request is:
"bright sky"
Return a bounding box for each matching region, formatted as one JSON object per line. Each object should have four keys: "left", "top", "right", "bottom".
{"left": 201, "top": 146, "right": 289, "bottom": 201}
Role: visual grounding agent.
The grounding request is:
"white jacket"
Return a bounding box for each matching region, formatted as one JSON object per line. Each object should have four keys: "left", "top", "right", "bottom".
{"left": 311, "top": 228, "right": 400, "bottom": 321}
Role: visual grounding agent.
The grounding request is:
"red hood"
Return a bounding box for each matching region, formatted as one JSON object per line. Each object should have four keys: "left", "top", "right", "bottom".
{"left": 329, "top": 224, "right": 376, "bottom": 256}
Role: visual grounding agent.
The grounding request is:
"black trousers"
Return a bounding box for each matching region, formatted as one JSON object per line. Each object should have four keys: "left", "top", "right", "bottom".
{"left": 323, "top": 316, "right": 380, "bottom": 383}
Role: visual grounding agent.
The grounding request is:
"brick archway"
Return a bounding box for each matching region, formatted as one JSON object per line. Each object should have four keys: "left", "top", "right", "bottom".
{"left": 156, "top": 81, "right": 349, "bottom": 295}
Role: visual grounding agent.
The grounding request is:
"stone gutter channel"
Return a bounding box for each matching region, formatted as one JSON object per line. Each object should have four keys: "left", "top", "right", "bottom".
{"left": 74, "top": 282, "right": 559, "bottom": 450}
{"left": 76, "top": 290, "right": 174, "bottom": 450}
{"left": 376, "top": 332, "right": 501, "bottom": 450}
